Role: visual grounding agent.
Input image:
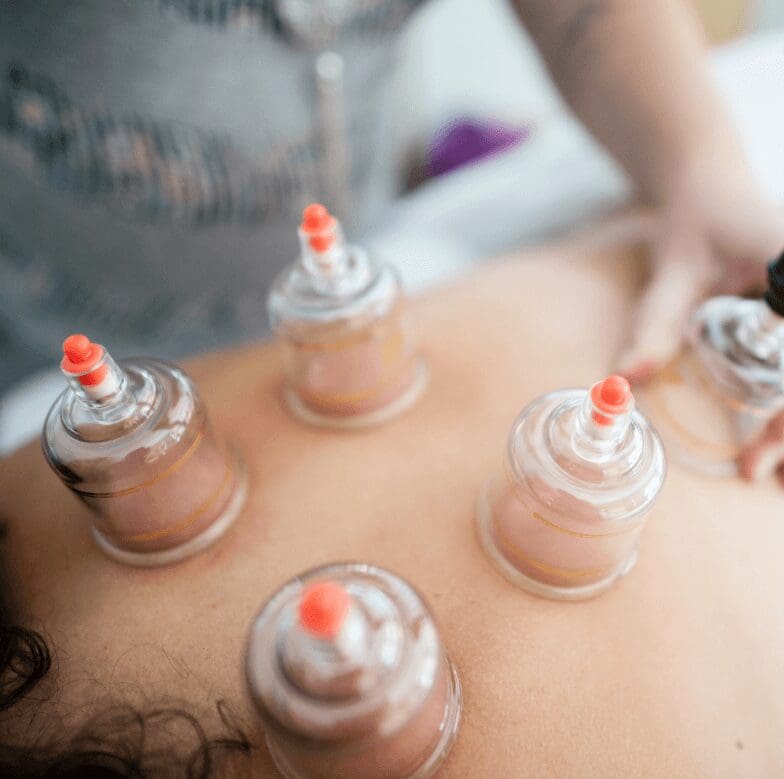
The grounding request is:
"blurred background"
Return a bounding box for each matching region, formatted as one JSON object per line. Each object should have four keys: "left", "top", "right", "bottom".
{"left": 2, "top": 0, "right": 784, "bottom": 454}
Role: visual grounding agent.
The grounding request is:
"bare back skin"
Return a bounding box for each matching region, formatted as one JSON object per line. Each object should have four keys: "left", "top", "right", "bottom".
{"left": 1, "top": 224, "right": 783, "bottom": 778}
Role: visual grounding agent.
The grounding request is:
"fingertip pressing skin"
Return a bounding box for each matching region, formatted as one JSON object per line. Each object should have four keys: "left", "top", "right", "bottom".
{"left": 616, "top": 236, "right": 715, "bottom": 389}
{"left": 737, "top": 412, "right": 784, "bottom": 482}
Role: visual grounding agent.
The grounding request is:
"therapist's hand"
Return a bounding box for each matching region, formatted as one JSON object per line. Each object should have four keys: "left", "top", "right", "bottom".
{"left": 616, "top": 157, "right": 784, "bottom": 384}
{"left": 616, "top": 154, "right": 784, "bottom": 485}
{"left": 515, "top": 0, "right": 784, "bottom": 385}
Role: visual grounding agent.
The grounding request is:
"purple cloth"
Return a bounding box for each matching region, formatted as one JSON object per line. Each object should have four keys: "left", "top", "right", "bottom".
{"left": 426, "top": 117, "right": 530, "bottom": 178}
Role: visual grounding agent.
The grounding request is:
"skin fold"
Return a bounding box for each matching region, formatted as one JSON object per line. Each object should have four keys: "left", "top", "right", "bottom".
{"left": 1, "top": 223, "right": 783, "bottom": 777}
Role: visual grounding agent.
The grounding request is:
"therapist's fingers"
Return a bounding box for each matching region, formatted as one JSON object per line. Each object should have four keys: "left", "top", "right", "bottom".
{"left": 714, "top": 206, "right": 784, "bottom": 296}
{"left": 714, "top": 257, "right": 768, "bottom": 297}
{"left": 738, "top": 413, "right": 784, "bottom": 482}
{"left": 616, "top": 239, "right": 715, "bottom": 384}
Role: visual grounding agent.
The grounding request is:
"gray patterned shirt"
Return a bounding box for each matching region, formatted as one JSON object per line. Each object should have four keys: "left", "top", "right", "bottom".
{"left": 0, "top": 0, "right": 425, "bottom": 389}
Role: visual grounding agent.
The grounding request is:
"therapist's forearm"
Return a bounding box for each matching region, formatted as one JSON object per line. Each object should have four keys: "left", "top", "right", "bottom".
{"left": 512, "top": 0, "right": 746, "bottom": 203}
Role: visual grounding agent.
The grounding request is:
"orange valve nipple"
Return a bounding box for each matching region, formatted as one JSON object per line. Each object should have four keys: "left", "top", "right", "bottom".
{"left": 590, "top": 375, "right": 633, "bottom": 426}
{"left": 300, "top": 203, "right": 336, "bottom": 253}
{"left": 298, "top": 581, "right": 351, "bottom": 640}
{"left": 61, "top": 334, "right": 108, "bottom": 386}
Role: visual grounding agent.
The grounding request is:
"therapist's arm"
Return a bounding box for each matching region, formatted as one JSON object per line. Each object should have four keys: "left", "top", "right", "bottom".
{"left": 511, "top": 0, "right": 784, "bottom": 377}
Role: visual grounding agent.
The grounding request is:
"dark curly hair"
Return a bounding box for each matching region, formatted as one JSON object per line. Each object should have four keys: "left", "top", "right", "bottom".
{"left": 0, "top": 525, "right": 257, "bottom": 778}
